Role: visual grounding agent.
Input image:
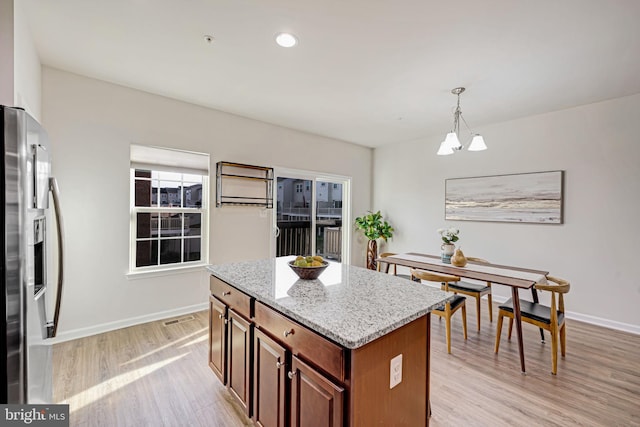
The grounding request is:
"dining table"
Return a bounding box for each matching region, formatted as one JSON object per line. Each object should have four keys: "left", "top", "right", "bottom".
{"left": 377, "top": 252, "right": 548, "bottom": 373}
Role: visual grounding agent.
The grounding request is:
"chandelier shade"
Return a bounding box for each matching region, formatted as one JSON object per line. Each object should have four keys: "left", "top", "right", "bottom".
{"left": 437, "top": 87, "right": 487, "bottom": 155}
{"left": 443, "top": 132, "right": 462, "bottom": 150}
{"left": 437, "top": 141, "right": 454, "bottom": 155}
{"left": 468, "top": 135, "right": 487, "bottom": 151}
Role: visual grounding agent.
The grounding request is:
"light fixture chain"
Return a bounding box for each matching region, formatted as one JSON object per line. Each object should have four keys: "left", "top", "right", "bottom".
{"left": 459, "top": 113, "right": 474, "bottom": 134}
{"left": 453, "top": 92, "right": 461, "bottom": 135}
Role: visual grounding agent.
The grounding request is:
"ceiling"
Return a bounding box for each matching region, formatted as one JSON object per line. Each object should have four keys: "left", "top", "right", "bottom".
{"left": 22, "top": 0, "right": 640, "bottom": 148}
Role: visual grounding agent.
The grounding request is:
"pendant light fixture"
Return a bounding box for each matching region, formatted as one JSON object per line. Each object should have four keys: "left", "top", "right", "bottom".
{"left": 437, "top": 87, "right": 487, "bottom": 155}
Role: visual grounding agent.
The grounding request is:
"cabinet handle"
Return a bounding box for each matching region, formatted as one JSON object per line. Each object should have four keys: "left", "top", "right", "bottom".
{"left": 218, "top": 314, "right": 224, "bottom": 319}
{"left": 283, "top": 329, "right": 295, "bottom": 338}
{"left": 288, "top": 371, "right": 296, "bottom": 380}
{"left": 276, "top": 361, "right": 284, "bottom": 369}
{"left": 222, "top": 291, "right": 231, "bottom": 296}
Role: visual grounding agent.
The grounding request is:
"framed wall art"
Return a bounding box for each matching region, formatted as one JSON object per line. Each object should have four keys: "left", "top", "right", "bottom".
{"left": 445, "top": 171, "right": 564, "bottom": 224}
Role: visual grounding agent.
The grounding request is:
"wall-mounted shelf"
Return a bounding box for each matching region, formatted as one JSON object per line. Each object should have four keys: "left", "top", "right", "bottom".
{"left": 216, "top": 161, "right": 274, "bottom": 208}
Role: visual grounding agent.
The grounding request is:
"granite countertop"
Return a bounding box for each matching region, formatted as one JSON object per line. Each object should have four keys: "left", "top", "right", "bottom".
{"left": 206, "top": 256, "right": 453, "bottom": 349}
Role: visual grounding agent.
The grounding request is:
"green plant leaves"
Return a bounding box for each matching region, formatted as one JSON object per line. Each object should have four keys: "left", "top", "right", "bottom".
{"left": 355, "top": 210, "right": 394, "bottom": 241}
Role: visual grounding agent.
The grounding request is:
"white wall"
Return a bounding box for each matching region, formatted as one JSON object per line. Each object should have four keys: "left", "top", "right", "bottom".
{"left": 13, "top": 0, "right": 41, "bottom": 118}
{"left": 41, "top": 67, "right": 372, "bottom": 340}
{"left": 373, "top": 93, "right": 640, "bottom": 332}
{"left": 0, "top": 0, "right": 41, "bottom": 117}
{"left": 0, "top": 0, "right": 13, "bottom": 106}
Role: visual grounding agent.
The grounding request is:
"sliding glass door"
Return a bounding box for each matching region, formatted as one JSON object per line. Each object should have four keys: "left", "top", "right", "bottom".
{"left": 275, "top": 177, "right": 313, "bottom": 257}
{"left": 315, "top": 181, "right": 343, "bottom": 261}
{"left": 273, "top": 170, "right": 350, "bottom": 263}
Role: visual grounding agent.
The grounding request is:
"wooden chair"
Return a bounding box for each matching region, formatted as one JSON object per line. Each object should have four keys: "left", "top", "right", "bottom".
{"left": 410, "top": 269, "right": 467, "bottom": 354}
{"left": 377, "top": 252, "right": 413, "bottom": 280}
{"left": 494, "top": 276, "right": 571, "bottom": 375}
{"left": 440, "top": 257, "right": 492, "bottom": 331}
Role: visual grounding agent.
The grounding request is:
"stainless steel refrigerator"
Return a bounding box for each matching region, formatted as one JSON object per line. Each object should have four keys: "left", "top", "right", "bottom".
{"left": 1, "top": 105, "right": 64, "bottom": 403}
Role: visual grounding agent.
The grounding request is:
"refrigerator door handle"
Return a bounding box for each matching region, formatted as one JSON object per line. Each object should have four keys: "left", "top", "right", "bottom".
{"left": 48, "top": 177, "right": 64, "bottom": 338}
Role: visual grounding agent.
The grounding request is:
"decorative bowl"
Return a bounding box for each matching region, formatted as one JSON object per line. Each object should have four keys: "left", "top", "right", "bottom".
{"left": 288, "top": 260, "right": 329, "bottom": 280}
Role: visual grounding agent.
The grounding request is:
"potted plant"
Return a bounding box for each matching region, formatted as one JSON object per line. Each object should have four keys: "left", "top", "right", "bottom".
{"left": 355, "top": 211, "right": 394, "bottom": 270}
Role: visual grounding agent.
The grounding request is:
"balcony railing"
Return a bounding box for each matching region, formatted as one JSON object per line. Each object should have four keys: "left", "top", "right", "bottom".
{"left": 322, "top": 227, "right": 341, "bottom": 261}
{"left": 276, "top": 221, "right": 342, "bottom": 261}
{"left": 277, "top": 221, "right": 311, "bottom": 256}
{"left": 147, "top": 216, "right": 188, "bottom": 237}
{"left": 277, "top": 207, "right": 343, "bottom": 221}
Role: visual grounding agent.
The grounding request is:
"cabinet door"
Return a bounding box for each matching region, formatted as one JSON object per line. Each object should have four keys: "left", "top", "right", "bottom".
{"left": 209, "top": 296, "right": 227, "bottom": 384}
{"left": 228, "top": 309, "right": 252, "bottom": 415}
{"left": 253, "top": 329, "right": 287, "bottom": 427}
{"left": 290, "top": 356, "right": 344, "bottom": 427}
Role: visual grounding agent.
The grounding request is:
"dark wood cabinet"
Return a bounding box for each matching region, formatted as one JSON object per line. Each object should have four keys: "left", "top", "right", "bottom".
{"left": 254, "top": 302, "right": 345, "bottom": 427}
{"left": 228, "top": 309, "right": 252, "bottom": 415}
{"left": 208, "top": 296, "right": 227, "bottom": 384}
{"left": 290, "top": 356, "right": 344, "bottom": 427}
{"left": 254, "top": 302, "right": 344, "bottom": 382}
{"left": 210, "top": 274, "right": 430, "bottom": 427}
{"left": 209, "top": 276, "right": 255, "bottom": 417}
{"left": 253, "top": 329, "right": 287, "bottom": 427}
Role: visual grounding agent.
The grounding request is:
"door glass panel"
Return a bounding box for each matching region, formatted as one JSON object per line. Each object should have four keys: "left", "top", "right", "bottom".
{"left": 183, "top": 183, "right": 203, "bottom": 207}
{"left": 184, "top": 237, "right": 201, "bottom": 261}
{"left": 134, "top": 169, "right": 153, "bottom": 207}
{"left": 159, "top": 180, "right": 182, "bottom": 207}
{"left": 184, "top": 213, "right": 201, "bottom": 236}
{"left": 136, "top": 213, "right": 154, "bottom": 238}
{"left": 316, "top": 181, "right": 343, "bottom": 261}
{"left": 136, "top": 240, "right": 158, "bottom": 267}
{"left": 159, "top": 213, "right": 182, "bottom": 237}
{"left": 276, "top": 177, "right": 312, "bottom": 256}
{"left": 160, "top": 239, "right": 182, "bottom": 264}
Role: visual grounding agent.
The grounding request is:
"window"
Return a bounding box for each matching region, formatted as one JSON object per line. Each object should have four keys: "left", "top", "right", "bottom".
{"left": 129, "top": 145, "right": 209, "bottom": 273}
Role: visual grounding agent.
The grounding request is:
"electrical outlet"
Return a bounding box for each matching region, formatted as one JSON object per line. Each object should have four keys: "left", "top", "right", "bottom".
{"left": 390, "top": 354, "right": 403, "bottom": 389}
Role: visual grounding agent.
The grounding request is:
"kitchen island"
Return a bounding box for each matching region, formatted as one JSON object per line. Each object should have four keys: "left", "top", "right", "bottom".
{"left": 207, "top": 256, "right": 452, "bottom": 427}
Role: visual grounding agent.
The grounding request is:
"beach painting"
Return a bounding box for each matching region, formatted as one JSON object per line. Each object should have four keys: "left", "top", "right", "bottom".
{"left": 445, "top": 171, "right": 564, "bottom": 224}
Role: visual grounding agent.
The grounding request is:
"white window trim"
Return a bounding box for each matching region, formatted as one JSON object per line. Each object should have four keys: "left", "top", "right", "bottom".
{"left": 125, "top": 263, "right": 207, "bottom": 280}
{"left": 128, "top": 168, "right": 210, "bottom": 276}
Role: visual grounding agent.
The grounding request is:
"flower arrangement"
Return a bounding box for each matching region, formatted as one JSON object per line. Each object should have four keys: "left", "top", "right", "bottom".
{"left": 437, "top": 227, "right": 460, "bottom": 245}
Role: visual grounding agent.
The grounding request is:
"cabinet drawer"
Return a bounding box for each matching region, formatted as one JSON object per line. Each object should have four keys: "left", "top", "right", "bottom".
{"left": 255, "top": 302, "right": 344, "bottom": 382}
{"left": 210, "top": 276, "right": 252, "bottom": 319}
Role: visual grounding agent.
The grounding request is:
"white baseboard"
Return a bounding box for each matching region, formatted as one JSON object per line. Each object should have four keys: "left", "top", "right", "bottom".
{"left": 564, "top": 311, "right": 640, "bottom": 335}
{"left": 488, "top": 295, "right": 639, "bottom": 335}
{"left": 49, "top": 294, "right": 640, "bottom": 344}
{"left": 49, "top": 302, "right": 209, "bottom": 344}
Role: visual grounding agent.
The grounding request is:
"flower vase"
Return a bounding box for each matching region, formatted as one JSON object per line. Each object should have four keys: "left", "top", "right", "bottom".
{"left": 366, "top": 239, "right": 378, "bottom": 270}
{"left": 441, "top": 243, "right": 455, "bottom": 264}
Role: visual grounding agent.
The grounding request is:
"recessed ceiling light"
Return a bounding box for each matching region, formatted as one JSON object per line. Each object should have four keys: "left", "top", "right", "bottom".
{"left": 275, "top": 32, "right": 298, "bottom": 48}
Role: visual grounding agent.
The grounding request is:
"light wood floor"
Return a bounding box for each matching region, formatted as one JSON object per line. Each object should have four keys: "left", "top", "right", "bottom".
{"left": 53, "top": 307, "right": 640, "bottom": 426}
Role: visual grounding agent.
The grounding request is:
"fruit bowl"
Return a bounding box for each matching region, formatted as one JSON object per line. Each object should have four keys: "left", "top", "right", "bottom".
{"left": 288, "top": 260, "right": 329, "bottom": 280}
